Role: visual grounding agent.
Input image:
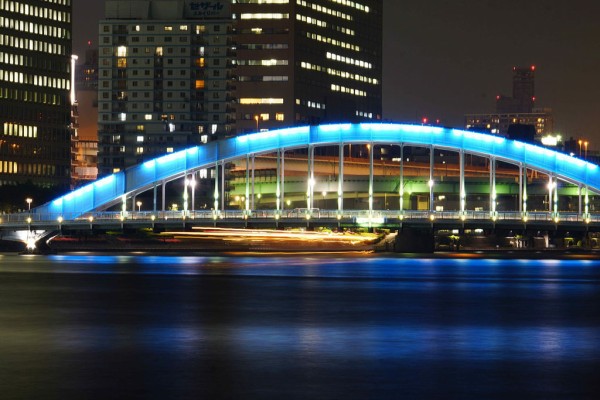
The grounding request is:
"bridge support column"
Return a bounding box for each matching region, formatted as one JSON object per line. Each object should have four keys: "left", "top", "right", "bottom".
{"left": 245, "top": 155, "right": 250, "bottom": 216}
{"left": 552, "top": 175, "right": 558, "bottom": 220}
{"left": 518, "top": 164, "right": 523, "bottom": 213}
{"left": 307, "top": 145, "right": 314, "bottom": 212}
{"left": 189, "top": 172, "right": 196, "bottom": 214}
{"left": 399, "top": 144, "right": 404, "bottom": 214}
{"left": 578, "top": 184, "right": 582, "bottom": 216}
{"left": 338, "top": 143, "right": 344, "bottom": 218}
{"left": 276, "top": 149, "right": 281, "bottom": 216}
{"left": 490, "top": 157, "right": 496, "bottom": 218}
{"left": 522, "top": 166, "right": 528, "bottom": 219}
{"left": 213, "top": 162, "right": 220, "bottom": 218}
{"left": 585, "top": 186, "right": 590, "bottom": 219}
{"left": 153, "top": 184, "right": 157, "bottom": 214}
{"left": 121, "top": 194, "right": 127, "bottom": 219}
{"left": 281, "top": 149, "right": 285, "bottom": 216}
{"left": 369, "top": 142, "right": 374, "bottom": 226}
{"left": 459, "top": 150, "right": 465, "bottom": 218}
{"left": 221, "top": 162, "right": 226, "bottom": 212}
{"left": 183, "top": 173, "right": 189, "bottom": 218}
{"left": 162, "top": 180, "right": 166, "bottom": 216}
{"left": 251, "top": 155, "right": 255, "bottom": 210}
{"left": 429, "top": 146, "right": 434, "bottom": 213}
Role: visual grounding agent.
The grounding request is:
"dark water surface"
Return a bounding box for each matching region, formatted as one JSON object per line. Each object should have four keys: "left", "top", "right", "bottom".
{"left": 1, "top": 253, "right": 599, "bottom": 399}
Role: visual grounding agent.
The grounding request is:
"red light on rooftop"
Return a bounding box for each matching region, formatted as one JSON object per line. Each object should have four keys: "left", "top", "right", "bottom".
{"left": 531, "top": 65, "right": 536, "bottom": 71}
{"left": 532, "top": 96, "right": 536, "bottom": 101}
{"left": 87, "top": 40, "right": 92, "bottom": 46}
{"left": 422, "top": 117, "right": 428, "bottom": 124}
{"left": 496, "top": 95, "right": 500, "bottom": 100}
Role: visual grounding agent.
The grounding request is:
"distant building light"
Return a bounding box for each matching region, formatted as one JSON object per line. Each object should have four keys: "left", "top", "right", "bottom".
{"left": 541, "top": 135, "right": 562, "bottom": 147}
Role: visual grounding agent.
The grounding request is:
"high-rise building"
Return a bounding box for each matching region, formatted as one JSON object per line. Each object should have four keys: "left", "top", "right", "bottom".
{"left": 0, "top": 0, "right": 73, "bottom": 188}
{"left": 98, "top": 0, "right": 235, "bottom": 176}
{"left": 496, "top": 66, "right": 535, "bottom": 114}
{"left": 465, "top": 66, "right": 553, "bottom": 138}
{"left": 97, "top": 0, "right": 382, "bottom": 175}
{"left": 75, "top": 45, "right": 99, "bottom": 141}
{"left": 232, "top": 0, "right": 382, "bottom": 133}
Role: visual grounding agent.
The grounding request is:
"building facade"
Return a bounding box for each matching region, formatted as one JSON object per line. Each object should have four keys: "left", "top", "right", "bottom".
{"left": 97, "top": 0, "right": 382, "bottom": 175}
{"left": 465, "top": 109, "right": 554, "bottom": 137}
{"left": 0, "top": 0, "right": 73, "bottom": 188}
{"left": 75, "top": 46, "right": 99, "bottom": 141}
{"left": 233, "top": 0, "right": 382, "bottom": 133}
{"left": 98, "top": 0, "right": 235, "bottom": 176}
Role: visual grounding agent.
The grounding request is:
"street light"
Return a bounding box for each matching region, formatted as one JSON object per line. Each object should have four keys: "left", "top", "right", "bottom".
{"left": 578, "top": 139, "right": 582, "bottom": 157}
{"left": 26, "top": 197, "right": 32, "bottom": 211}
{"left": 136, "top": 201, "right": 142, "bottom": 212}
{"left": 584, "top": 141, "right": 589, "bottom": 160}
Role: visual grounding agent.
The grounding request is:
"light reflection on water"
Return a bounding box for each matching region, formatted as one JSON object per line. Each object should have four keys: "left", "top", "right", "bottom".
{"left": 0, "top": 253, "right": 599, "bottom": 399}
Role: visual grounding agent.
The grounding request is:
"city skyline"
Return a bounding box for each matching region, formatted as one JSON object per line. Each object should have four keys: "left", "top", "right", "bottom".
{"left": 73, "top": 0, "right": 600, "bottom": 146}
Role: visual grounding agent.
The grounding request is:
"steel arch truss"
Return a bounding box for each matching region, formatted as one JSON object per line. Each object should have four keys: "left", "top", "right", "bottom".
{"left": 36, "top": 123, "right": 600, "bottom": 218}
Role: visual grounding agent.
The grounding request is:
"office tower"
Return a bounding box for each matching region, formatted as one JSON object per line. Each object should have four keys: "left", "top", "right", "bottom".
{"left": 232, "top": 0, "right": 383, "bottom": 133}
{"left": 98, "top": 0, "right": 235, "bottom": 176}
{"left": 0, "top": 0, "right": 73, "bottom": 188}
{"left": 466, "top": 66, "right": 553, "bottom": 139}
{"left": 72, "top": 46, "right": 99, "bottom": 186}
{"left": 496, "top": 66, "right": 535, "bottom": 114}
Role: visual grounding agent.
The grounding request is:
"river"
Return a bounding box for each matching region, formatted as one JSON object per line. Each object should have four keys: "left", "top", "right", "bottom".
{"left": 0, "top": 253, "right": 599, "bottom": 399}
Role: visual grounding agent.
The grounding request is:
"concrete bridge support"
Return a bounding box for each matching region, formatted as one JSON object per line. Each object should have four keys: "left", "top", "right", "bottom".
{"left": 394, "top": 227, "right": 435, "bottom": 253}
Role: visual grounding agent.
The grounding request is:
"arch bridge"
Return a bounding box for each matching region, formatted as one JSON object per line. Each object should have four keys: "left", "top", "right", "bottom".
{"left": 2, "top": 123, "right": 600, "bottom": 237}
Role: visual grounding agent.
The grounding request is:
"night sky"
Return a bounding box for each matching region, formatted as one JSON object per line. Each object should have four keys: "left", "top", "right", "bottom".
{"left": 72, "top": 0, "right": 600, "bottom": 147}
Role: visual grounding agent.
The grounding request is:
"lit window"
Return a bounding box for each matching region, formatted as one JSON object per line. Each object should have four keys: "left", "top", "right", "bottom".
{"left": 276, "top": 113, "right": 284, "bottom": 121}
{"left": 144, "top": 114, "right": 152, "bottom": 120}
{"left": 240, "top": 13, "right": 289, "bottom": 19}
{"left": 136, "top": 136, "right": 144, "bottom": 142}
{"left": 166, "top": 147, "right": 174, "bottom": 153}
{"left": 239, "top": 98, "right": 284, "bottom": 105}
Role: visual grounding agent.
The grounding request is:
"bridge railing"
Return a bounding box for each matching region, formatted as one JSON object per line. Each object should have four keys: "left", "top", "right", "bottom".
{"left": 1, "top": 210, "right": 598, "bottom": 225}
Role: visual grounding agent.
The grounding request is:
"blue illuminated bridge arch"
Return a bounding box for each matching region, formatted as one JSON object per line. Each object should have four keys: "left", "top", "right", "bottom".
{"left": 33, "top": 123, "right": 600, "bottom": 220}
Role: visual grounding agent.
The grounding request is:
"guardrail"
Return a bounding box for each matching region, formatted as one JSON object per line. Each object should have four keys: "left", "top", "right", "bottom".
{"left": 0, "top": 209, "right": 598, "bottom": 226}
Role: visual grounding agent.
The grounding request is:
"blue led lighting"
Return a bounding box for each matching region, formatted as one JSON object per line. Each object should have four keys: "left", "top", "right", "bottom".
{"left": 33, "top": 123, "right": 600, "bottom": 218}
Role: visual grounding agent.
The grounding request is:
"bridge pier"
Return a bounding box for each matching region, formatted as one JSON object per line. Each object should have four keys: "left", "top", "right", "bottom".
{"left": 394, "top": 227, "right": 435, "bottom": 253}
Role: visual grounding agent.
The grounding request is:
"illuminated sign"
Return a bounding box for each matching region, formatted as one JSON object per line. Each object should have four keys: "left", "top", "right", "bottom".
{"left": 185, "top": 1, "right": 230, "bottom": 19}
{"left": 541, "top": 134, "right": 562, "bottom": 147}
